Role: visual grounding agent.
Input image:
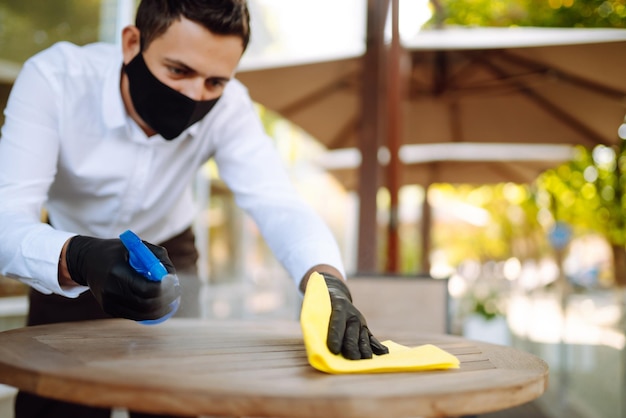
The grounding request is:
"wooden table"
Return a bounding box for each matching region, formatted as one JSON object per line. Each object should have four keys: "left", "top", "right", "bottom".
{"left": 0, "top": 318, "right": 548, "bottom": 418}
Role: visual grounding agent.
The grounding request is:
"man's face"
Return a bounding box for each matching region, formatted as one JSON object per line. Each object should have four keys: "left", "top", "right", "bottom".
{"left": 123, "top": 17, "right": 244, "bottom": 103}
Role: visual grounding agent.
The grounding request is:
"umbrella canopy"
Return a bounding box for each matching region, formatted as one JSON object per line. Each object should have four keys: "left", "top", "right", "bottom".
{"left": 237, "top": 26, "right": 626, "bottom": 187}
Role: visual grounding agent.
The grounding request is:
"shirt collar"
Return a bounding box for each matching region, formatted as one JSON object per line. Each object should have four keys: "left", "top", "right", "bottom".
{"left": 185, "top": 121, "right": 201, "bottom": 138}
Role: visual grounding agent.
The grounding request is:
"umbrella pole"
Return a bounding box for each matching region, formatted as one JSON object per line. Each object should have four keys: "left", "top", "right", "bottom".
{"left": 385, "top": 0, "right": 402, "bottom": 273}
{"left": 421, "top": 183, "right": 432, "bottom": 274}
{"left": 357, "top": 0, "right": 390, "bottom": 274}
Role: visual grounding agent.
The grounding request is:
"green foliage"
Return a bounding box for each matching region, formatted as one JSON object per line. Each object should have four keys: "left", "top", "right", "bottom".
{"left": 537, "top": 142, "right": 626, "bottom": 246}
{"left": 430, "top": 0, "right": 626, "bottom": 28}
{"left": 471, "top": 293, "right": 502, "bottom": 320}
{"left": 0, "top": 0, "right": 101, "bottom": 63}
{"left": 430, "top": 183, "right": 548, "bottom": 265}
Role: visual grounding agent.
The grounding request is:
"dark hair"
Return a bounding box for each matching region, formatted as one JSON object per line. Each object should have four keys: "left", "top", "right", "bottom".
{"left": 135, "top": 0, "right": 250, "bottom": 52}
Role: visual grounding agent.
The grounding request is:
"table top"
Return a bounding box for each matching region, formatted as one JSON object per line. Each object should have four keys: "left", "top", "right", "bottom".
{"left": 0, "top": 318, "right": 548, "bottom": 418}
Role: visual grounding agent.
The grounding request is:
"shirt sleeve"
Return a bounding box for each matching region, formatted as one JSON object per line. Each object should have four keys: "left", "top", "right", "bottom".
{"left": 210, "top": 87, "right": 346, "bottom": 288}
{"left": 0, "top": 53, "right": 87, "bottom": 297}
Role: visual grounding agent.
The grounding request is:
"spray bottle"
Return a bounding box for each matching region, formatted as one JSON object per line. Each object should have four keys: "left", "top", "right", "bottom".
{"left": 119, "top": 229, "right": 180, "bottom": 325}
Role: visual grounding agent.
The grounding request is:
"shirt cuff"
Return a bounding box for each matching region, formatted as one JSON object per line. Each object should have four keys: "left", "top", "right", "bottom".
{"left": 20, "top": 226, "right": 88, "bottom": 297}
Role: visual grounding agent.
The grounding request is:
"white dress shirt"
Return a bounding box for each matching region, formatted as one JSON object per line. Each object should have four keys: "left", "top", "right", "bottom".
{"left": 0, "top": 41, "right": 345, "bottom": 297}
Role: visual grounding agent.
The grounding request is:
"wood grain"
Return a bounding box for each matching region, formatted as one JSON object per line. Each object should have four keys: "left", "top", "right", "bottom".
{"left": 0, "top": 319, "right": 548, "bottom": 417}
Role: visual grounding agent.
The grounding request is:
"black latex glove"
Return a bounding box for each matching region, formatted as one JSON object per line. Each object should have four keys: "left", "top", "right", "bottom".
{"left": 66, "top": 235, "right": 181, "bottom": 321}
{"left": 320, "top": 273, "right": 389, "bottom": 360}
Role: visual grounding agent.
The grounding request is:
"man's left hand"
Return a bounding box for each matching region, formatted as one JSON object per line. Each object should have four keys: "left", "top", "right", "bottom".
{"left": 320, "top": 273, "right": 389, "bottom": 360}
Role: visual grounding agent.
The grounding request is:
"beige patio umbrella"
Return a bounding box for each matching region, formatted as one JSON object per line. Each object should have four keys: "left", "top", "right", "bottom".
{"left": 237, "top": 26, "right": 626, "bottom": 185}
{"left": 237, "top": 26, "right": 626, "bottom": 273}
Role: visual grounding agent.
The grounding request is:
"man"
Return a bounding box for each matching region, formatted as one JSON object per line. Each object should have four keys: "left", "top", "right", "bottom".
{"left": 0, "top": 1, "right": 388, "bottom": 417}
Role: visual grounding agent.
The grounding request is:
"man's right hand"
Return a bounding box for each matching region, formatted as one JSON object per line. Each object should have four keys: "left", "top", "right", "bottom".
{"left": 64, "top": 235, "right": 180, "bottom": 321}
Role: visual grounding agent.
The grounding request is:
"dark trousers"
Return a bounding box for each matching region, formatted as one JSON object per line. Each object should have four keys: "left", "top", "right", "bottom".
{"left": 15, "top": 227, "right": 201, "bottom": 418}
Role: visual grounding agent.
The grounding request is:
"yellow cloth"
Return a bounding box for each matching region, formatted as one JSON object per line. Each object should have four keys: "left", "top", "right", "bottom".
{"left": 300, "top": 272, "right": 460, "bottom": 374}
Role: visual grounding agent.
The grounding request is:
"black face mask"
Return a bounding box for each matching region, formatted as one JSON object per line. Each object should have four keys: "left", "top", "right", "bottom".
{"left": 124, "top": 53, "right": 219, "bottom": 140}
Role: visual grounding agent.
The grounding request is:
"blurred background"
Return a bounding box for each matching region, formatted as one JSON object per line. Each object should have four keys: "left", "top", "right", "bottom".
{"left": 2, "top": 0, "right": 626, "bottom": 417}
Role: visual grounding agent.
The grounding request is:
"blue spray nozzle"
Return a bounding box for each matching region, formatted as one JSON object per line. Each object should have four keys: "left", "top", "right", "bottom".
{"left": 119, "top": 230, "right": 168, "bottom": 281}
